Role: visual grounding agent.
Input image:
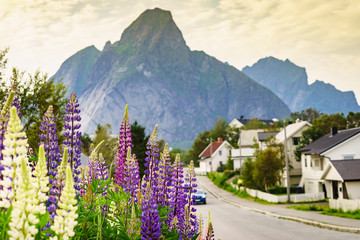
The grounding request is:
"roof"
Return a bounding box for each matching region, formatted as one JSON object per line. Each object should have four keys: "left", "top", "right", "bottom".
{"left": 276, "top": 121, "right": 310, "bottom": 143}
{"left": 199, "top": 139, "right": 226, "bottom": 158}
{"left": 258, "top": 131, "right": 279, "bottom": 142}
{"left": 299, "top": 127, "right": 360, "bottom": 154}
{"left": 331, "top": 159, "right": 360, "bottom": 181}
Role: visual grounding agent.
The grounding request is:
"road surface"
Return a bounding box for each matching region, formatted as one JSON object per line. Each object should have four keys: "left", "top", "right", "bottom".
{"left": 194, "top": 184, "right": 360, "bottom": 240}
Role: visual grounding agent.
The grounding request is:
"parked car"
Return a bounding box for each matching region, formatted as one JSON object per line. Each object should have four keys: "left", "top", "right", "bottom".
{"left": 192, "top": 189, "right": 206, "bottom": 204}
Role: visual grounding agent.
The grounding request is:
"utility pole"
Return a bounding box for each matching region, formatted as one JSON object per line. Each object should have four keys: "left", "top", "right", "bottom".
{"left": 210, "top": 138, "right": 213, "bottom": 172}
{"left": 283, "top": 119, "right": 290, "bottom": 203}
{"left": 239, "top": 129, "right": 242, "bottom": 173}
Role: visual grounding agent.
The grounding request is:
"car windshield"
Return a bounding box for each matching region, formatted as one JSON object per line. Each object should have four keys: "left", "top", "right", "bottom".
{"left": 196, "top": 189, "right": 204, "bottom": 194}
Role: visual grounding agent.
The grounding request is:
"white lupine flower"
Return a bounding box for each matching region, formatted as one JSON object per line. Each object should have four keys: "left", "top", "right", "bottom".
{"left": 8, "top": 158, "right": 39, "bottom": 240}
{"left": 32, "top": 145, "right": 49, "bottom": 214}
{"left": 0, "top": 106, "right": 28, "bottom": 208}
{"left": 51, "top": 165, "right": 78, "bottom": 240}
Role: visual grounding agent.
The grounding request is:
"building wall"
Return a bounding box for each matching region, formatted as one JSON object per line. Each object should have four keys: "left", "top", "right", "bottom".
{"left": 346, "top": 182, "right": 360, "bottom": 199}
{"left": 324, "top": 133, "right": 360, "bottom": 160}
{"left": 211, "top": 144, "right": 231, "bottom": 171}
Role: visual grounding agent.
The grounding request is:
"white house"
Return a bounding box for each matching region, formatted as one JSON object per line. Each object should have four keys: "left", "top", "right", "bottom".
{"left": 276, "top": 120, "right": 311, "bottom": 186}
{"left": 229, "top": 117, "right": 273, "bottom": 129}
{"left": 198, "top": 138, "right": 232, "bottom": 174}
{"left": 299, "top": 127, "right": 360, "bottom": 201}
{"left": 231, "top": 129, "right": 263, "bottom": 170}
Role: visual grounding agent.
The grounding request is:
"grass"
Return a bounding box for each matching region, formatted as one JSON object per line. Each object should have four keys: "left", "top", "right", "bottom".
{"left": 289, "top": 205, "right": 360, "bottom": 220}
{"left": 207, "top": 172, "right": 275, "bottom": 205}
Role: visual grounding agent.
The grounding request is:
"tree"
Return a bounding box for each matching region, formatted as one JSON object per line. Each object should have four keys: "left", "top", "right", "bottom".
{"left": 294, "top": 126, "right": 323, "bottom": 162}
{"left": 346, "top": 112, "right": 360, "bottom": 128}
{"left": 131, "top": 121, "right": 149, "bottom": 177}
{"left": 189, "top": 130, "right": 210, "bottom": 167}
{"left": 225, "top": 124, "right": 239, "bottom": 148}
{"left": 290, "top": 108, "right": 323, "bottom": 123}
{"left": 208, "top": 118, "right": 228, "bottom": 140}
{"left": 241, "top": 158, "right": 257, "bottom": 189}
{"left": 0, "top": 69, "right": 67, "bottom": 150}
{"left": 241, "top": 118, "right": 267, "bottom": 129}
{"left": 80, "top": 133, "right": 93, "bottom": 156}
{"left": 312, "top": 113, "right": 347, "bottom": 135}
{"left": 93, "top": 124, "right": 117, "bottom": 166}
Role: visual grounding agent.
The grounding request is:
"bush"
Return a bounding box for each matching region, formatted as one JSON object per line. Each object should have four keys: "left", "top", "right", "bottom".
{"left": 268, "top": 186, "right": 302, "bottom": 195}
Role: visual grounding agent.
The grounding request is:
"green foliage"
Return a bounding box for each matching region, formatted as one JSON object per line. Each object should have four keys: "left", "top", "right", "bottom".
{"left": 0, "top": 206, "right": 12, "bottom": 239}
{"left": 170, "top": 148, "right": 191, "bottom": 165}
{"left": 268, "top": 186, "right": 300, "bottom": 195}
{"left": 312, "top": 113, "right": 347, "bottom": 135}
{"left": 290, "top": 108, "right": 323, "bottom": 123}
{"left": 130, "top": 121, "right": 149, "bottom": 177}
{"left": 0, "top": 69, "right": 67, "bottom": 150}
{"left": 80, "top": 133, "right": 93, "bottom": 156}
{"left": 189, "top": 130, "right": 210, "bottom": 167}
{"left": 289, "top": 205, "right": 360, "bottom": 220}
{"left": 241, "top": 158, "right": 257, "bottom": 189}
{"left": 93, "top": 124, "right": 117, "bottom": 166}
{"left": 241, "top": 118, "right": 267, "bottom": 130}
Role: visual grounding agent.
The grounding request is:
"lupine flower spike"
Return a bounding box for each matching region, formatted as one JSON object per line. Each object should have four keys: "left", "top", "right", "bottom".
{"left": 0, "top": 106, "right": 28, "bottom": 208}
{"left": 157, "top": 143, "right": 172, "bottom": 206}
{"left": 33, "top": 145, "right": 49, "bottom": 214}
{"left": 51, "top": 165, "right": 78, "bottom": 240}
{"left": 114, "top": 104, "right": 132, "bottom": 188}
{"left": 63, "top": 92, "right": 82, "bottom": 192}
{"left": 8, "top": 158, "right": 39, "bottom": 239}
{"left": 124, "top": 147, "right": 140, "bottom": 203}
{"left": 0, "top": 90, "right": 15, "bottom": 163}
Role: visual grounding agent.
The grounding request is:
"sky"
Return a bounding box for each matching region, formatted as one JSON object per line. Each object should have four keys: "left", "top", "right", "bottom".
{"left": 1, "top": 0, "right": 359, "bottom": 103}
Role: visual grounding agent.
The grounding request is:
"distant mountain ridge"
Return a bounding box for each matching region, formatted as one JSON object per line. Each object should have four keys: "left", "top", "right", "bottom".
{"left": 52, "top": 8, "right": 290, "bottom": 146}
{"left": 242, "top": 57, "right": 360, "bottom": 113}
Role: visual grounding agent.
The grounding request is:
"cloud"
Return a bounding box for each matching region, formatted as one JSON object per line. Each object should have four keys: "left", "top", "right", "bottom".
{"left": 0, "top": 0, "right": 359, "bottom": 103}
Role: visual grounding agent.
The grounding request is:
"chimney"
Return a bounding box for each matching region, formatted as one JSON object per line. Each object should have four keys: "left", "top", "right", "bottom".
{"left": 240, "top": 115, "right": 244, "bottom": 119}
{"left": 217, "top": 137, "right": 223, "bottom": 142}
{"left": 331, "top": 127, "right": 338, "bottom": 136}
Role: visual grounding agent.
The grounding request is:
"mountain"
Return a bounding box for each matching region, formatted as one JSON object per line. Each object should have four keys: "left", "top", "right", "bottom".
{"left": 242, "top": 57, "right": 360, "bottom": 113}
{"left": 52, "top": 8, "right": 290, "bottom": 147}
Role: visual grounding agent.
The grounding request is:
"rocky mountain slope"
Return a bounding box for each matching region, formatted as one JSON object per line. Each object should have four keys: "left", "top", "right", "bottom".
{"left": 242, "top": 57, "right": 360, "bottom": 113}
{"left": 52, "top": 8, "right": 290, "bottom": 146}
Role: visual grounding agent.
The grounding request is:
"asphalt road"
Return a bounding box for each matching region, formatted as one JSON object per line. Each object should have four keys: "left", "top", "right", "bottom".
{"left": 194, "top": 187, "right": 360, "bottom": 240}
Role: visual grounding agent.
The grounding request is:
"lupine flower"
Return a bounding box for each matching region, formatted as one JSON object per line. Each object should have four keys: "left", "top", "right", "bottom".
{"left": 39, "top": 105, "right": 61, "bottom": 217}
{"left": 33, "top": 145, "right": 49, "bottom": 214}
{"left": 168, "top": 154, "right": 186, "bottom": 231}
{"left": 142, "top": 125, "right": 160, "bottom": 194}
{"left": 157, "top": 143, "right": 172, "bottom": 206}
{"left": 0, "top": 90, "right": 15, "bottom": 176}
{"left": 182, "top": 160, "right": 198, "bottom": 239}
{"left": 51, "top": 165, "right": 78, "bottom": 240}
{"left": 123, "top": 147, "right": 140, "bottom": 203}
{"left": 57, "top": 148, "right": 69, "bottom": 194}
{"left": 114, "top": 104, "right": 132, "bottom": 188}
{"left": 8, "top": 158, "right": 39, "bottom": 240}
{"left": 140, "top": 186, "right": 161, "bottom": 240}
{"left": 0, "top": 106, "right": 28, "bottom": 208}
{"left": 63, "top": 92, "right": 82, "bottom": 192}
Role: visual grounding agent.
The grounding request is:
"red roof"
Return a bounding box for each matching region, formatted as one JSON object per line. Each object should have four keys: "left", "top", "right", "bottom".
{"left": 199, "top": 138, "right": 224, "bottom": 158}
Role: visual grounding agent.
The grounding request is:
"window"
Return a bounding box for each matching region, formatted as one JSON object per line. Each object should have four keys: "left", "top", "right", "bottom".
{"left": 219, "top": 150, "right": 222, "bottom": 156}
{"left": 314, "top": 159, "right": 319, "bottom": 167}
{"left": 305, "top": 158, "right": 307, "bottom": 167}
{"left": 292, "top": 137, "right": 299, "bottom": 145}
{"left": 343, "top": 155, "right": 354, "bottom": 160}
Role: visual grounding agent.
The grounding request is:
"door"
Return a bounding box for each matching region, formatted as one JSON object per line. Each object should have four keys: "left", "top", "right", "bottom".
{"left": 332, "top": 181, "right": 338, "bottom": 199}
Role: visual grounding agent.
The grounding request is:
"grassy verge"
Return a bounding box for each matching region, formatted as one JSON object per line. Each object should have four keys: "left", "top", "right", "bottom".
{"left": 207, "top": 172, "right": 275, "bottom": 205}
{"left": 289, "top": 205, "right": 360, "bottom": 220}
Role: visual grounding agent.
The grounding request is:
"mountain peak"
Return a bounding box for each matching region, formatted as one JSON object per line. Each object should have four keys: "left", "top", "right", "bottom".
{"left": 119, "top": 8, "right": 187, "bottom": 51}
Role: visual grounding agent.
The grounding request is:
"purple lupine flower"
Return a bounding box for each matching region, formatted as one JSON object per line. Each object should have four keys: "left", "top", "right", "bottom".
{"left": 114, "top": 104, "right": 132, "bottom": 188}
{"left": 63, "top": 92, "right": 82, "bottom": 192}
{"left": 142, "top": 125, "right": 160, "bottom": 196}
{"left": 39, "top": 106, "right": 62, "bottom": 218}
{"left": 181, "top": 160, "right": 198, "bottom": 239}
{"left": 157, "top": 143, "right": 172, "bottom": 206}
{"left": 123, "top": 147, "right": 140, "bottom": 203}
{"left": 140, "top": 190, "right": 162, "bottom": 240}
{"left": 168, "top": 153, "right": 186, "bottom": 231}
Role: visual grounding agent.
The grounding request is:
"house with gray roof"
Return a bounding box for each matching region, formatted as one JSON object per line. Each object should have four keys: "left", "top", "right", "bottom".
{"left": 299, "top": 127, "right": 360, "bottom": 201}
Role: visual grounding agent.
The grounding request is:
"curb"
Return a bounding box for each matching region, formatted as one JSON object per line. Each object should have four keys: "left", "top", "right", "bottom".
{"left": 200, "top": 181, "right": 360, "bottom": 234}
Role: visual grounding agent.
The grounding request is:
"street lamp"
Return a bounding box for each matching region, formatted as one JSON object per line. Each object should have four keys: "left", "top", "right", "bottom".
{"left": 273, "top": 118, "right": 291, "bottom": 202}
{"left": 207, "top": 138, "right": 213, "bottom": 172}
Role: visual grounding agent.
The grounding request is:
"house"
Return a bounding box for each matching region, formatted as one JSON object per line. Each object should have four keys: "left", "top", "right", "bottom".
{"left": 276, "top": 120, "right": 311, "bottom": 186}
{"left": 299, "top": 127, "right": 360, "bottom": 201}
{"left": 231, "top": 129, "right": 263, "bottom": 170}
{"left": 198, "top": 138, "right": 232, "bottom": 174}
{"left": 258, "top": 131, "right": 279, "bottom": 150}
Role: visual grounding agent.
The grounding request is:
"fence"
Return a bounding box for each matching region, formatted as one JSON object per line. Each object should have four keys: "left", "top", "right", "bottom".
{"left": 329, "top": 199, "right": 360, "bottom": 212}
{"left": 231, "top": 183, "right": 325, "bottom": 203}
